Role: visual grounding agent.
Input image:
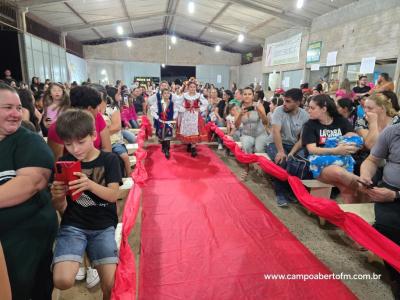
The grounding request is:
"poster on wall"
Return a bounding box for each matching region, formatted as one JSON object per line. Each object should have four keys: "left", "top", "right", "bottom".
{"left": 265, "top": 33, "right": 302, "bottom": 66}
{"left": 326, "top": 51, "right": 338, "bottom": 66}
{"left": 306, "top": 41, "right": 322, "bottom": 63}
{"left": 359, "top": 57, "right": 376, "bottom": 74}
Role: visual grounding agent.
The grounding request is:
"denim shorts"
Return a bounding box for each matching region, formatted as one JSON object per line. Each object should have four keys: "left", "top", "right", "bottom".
{"left": 53, "top": 225, "right": 118, "bottom": 267}
{"left": 112, "top": 143, "right": 127, "bottom": 155}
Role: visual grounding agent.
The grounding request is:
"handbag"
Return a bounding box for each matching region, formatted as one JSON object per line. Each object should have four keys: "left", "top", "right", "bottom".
{"left": 286, "top": 154, "right": 313, "bottom": 179}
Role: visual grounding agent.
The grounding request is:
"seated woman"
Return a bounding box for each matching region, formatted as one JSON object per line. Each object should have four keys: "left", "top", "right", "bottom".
{"left": 233, "top": 86, "right": 269, "bottom": 178}
{"left": 101, "top": 87, "right": 131, "bottom": 176}
{"left": 302, "top": 94, "right": 361, "bottom": 203}
{"left": 336, "top": 97, "right": 357, "bottom": 129}
{"left": 355, "top": 92, "right": 400, "bottom": 150}
{"left": 47, "top": 84, "right": 112, "bottom": 160}
{"left": 359, "top": 124, "right": 400, "bottom": 299}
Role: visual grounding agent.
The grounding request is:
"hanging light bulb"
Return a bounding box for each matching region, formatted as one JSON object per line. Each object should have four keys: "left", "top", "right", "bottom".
{"left": 171, "top": 35, "right": 177, "bottom": 44}
{"left": 126, "top": 40, "right": 132, "bottom": 47}
{"left": 296, "top": 0, "right": 304, "bottom": 9}
{"left": 188, "top": 1, "right": 195, "bottom": 14}
{"left": 117, "top": 25, "right": 123, "bottom": 35}
{"left": 238, "top": 34, "right": 244, "bottom": 43}
{"left": 161, "top": 63, "right": 166, "bottom": 68}
{"left": 215, "top": 45, "right": 221, "bottom": 52}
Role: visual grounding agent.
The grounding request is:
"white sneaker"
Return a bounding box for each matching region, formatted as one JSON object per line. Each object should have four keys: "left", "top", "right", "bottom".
{"left": 218, "top": 144, "right": 223, "bottom": 150}
{"left": 86, "top": 267, "right": 100, "bottom": 288}
{"left": 75, "top": 267, "right": 86, "bottom": 281}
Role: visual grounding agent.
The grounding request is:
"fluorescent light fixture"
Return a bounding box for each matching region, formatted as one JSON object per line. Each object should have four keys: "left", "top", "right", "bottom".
{"left": 296, "top": 0, "right": 304, "bottom": 9}
{"left": 126, "top": 40, "right": 132, "bottom": 47}
{"left": 215, "top": 45, "right": 221, "bottom": 52}
{"left": 171, "top": 35, "right": 177, "bottom": 44}
{"left": 161, "top": 63, "right": 166, "bottom": 68}
{"left": 238, "top": 34, "right": 244, "bottom": 43}
{"left": 188, "top": 1, "right": 195, "bottom": 14}
{"left": 117, "top": 26, "right": 123, "bottom": 35}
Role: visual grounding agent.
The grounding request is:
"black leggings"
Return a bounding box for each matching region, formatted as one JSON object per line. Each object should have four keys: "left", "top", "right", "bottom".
{"left": 374, "top": 224, "right": 400, "bottom": 286}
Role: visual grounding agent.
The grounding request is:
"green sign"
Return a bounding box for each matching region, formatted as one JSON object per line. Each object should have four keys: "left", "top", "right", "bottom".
{"left": 306, "top": 41, "right": 322, "bottom": 63}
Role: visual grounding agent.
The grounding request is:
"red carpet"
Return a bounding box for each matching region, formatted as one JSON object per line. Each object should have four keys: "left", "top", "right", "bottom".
{"left": 139, "top": 145, "right": 356, "bottom": 299}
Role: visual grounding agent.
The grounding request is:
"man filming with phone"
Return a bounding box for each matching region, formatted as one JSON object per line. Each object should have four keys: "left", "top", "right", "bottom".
{"left": 359, "top": 123, "right": 400, "bottom": 298}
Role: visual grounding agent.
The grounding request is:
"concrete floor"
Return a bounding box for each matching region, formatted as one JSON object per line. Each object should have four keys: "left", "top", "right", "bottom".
{"left": 53, "top": 144, "right": 394, "bottom": 300}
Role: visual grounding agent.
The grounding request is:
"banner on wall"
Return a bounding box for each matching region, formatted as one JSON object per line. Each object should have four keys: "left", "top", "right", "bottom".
{"left": 134, "top": 77, "right": 160, "bottom": 86}
{"left": 265, "top": 33, "right": 302, "bottom": 67}
{"left": 306, "top": 41, "right": 322, "bottom": 63}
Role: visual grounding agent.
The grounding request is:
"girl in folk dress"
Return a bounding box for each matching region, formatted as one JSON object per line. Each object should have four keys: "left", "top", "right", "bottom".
{"left": 176, "top": 80, "right": 208, "bottom": 157}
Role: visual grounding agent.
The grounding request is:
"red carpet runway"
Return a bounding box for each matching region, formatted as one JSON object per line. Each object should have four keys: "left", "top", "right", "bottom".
{"left": 139, "top": 144, "right": 356, "bottom": 299}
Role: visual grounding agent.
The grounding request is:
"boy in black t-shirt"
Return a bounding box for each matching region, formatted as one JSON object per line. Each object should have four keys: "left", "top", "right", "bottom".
{"left": 50, "top": 109, "right": 122, "bottom": 299}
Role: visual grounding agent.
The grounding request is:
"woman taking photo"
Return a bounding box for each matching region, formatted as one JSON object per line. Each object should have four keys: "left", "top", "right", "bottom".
{"left": 234, "top": 86, "right": 269, "bottom": 178}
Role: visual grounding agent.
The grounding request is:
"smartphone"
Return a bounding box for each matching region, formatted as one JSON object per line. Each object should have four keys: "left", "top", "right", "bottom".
{"left": 357, "top": 179, "right": 374, "bottom": 189}
{"left": 55, "top": 161, "right": 82, "bottom": 201}
{"left": 245, "top": 106, "right": 255, "bottom": 112}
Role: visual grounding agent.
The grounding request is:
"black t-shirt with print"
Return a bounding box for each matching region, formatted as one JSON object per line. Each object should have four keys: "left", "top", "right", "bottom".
{"left": 352, "top": 86, "right": 371, "bottom": 94}
{"left": 59, "top": 151, "right": 122, "bottom": 230}
{"left": 302, "top": 116, "right": 354, "bottom": 148}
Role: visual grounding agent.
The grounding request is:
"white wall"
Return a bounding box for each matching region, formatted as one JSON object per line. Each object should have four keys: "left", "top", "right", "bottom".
{"left": 238, "top": 61, "right": 263, "bottom": 88}
{"left": 87, "top": 59, "right": 161, "bottom": 86}
{"left": 24, "top": 33, "right": 68, "bottom": 83}
{"left": 66, "top": 53, "right": 87, "bottom": 84}
{"left": 261, "top": 0, "right": 400, "bottom": 89}
{"left": 196, "top": 65, "right": 230, "bottom": 89}
{"left": 84, "top": 35, "right": 241, "bottom": 66}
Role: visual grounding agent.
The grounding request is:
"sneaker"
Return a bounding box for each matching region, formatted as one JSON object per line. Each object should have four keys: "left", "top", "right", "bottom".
{"left": 218, "top": 144, "right": 223, "bottom": 150}
{"left": 277, "top": 195, "right": 289, "bottom": 207}
{"left": 86, "top": 267, "right": 100, "bottom": 289}
{"left": 75, "top": 267, "right": 86, "bottom": 281}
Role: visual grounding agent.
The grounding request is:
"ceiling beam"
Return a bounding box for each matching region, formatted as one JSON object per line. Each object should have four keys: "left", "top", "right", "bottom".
{"left": 228, "top": 0, "right": 311, "bottom": 27}
{"left": 163, "top": 0, "right": 173, "bottom": 31}
{"left": 310, "top": 0, "right": 339, "bottom": 9}
{"left": 63, "top": 2, "right": 104, "bottom": 38}
{"left": 223, "top": 18, "right": 275, "bottom": 48}
{"left": 120, "top": 0, "right": 134, "bottom": 34}
{"left": 175, "top": 13, "right": 265, "bottom": 44}
{"left": 58, "top": 12, "right": 170, "bottom": 32}
{"left": 16, "top": 0, "right": 67, "bottom": 7}
{"left": 166, "top": 0, "right": 179, "bottom": 33}
{"left": 197, "top": 2, "right": 232, "bottom": 39}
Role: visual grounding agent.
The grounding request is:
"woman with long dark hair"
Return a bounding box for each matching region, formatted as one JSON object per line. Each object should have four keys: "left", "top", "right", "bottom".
{"left": 302, "top": 94, "right": 362, "bottom": 203}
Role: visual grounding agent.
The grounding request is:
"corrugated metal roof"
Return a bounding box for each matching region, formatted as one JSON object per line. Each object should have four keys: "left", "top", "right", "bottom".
{"left": 12, "top": 0, "right": 358, "bottom": 53}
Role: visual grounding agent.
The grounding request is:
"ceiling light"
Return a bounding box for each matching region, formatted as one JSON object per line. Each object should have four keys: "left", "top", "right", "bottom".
{"left": 188, "top": 1, "right": 195, "bottom": 14}
{"left": 171, "top": 35, "right": 177, "bottom": 44}
{"left": 296, "top": 0, "right": 304, "bottom": 9}
{"left": 101, "top": 69, "right": 106, "bottom": 75}
{"left": 238, "top": 34, "right": 244, "bottom": 43}
{"left": 161, "top": 63, "right": 166, "bottom": 68}
{"left": 215, "top": 45, "right": 221, "bottom": 52}
{"left": 126, "top": 40, "right": 132, "bottom": 47}
{"left": 168, "top": 45, "right": 172, "bottom": 50}
{"left": 117, "top": 26, "right": 123, "bottom": 35}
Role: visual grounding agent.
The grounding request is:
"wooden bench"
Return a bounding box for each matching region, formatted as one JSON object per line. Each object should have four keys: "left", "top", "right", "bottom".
{"left": 127, "top": 128, "right": 140, "bottom": 134}
{"left": 126, "top": 143, "right": 139, "bottom": 155}
{"left": 301, "top": 180, "right": 333, "bottom": 226}
{"left": 129, "top": 156, "right": 137, "bottom": 167}
{"left": 338, "top": 203, "right": 382, "bottom": 263}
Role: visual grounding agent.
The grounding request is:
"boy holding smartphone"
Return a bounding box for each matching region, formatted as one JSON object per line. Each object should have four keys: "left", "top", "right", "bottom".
{"left": 50, "top": 109, "right": 122, "bottom": 299}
